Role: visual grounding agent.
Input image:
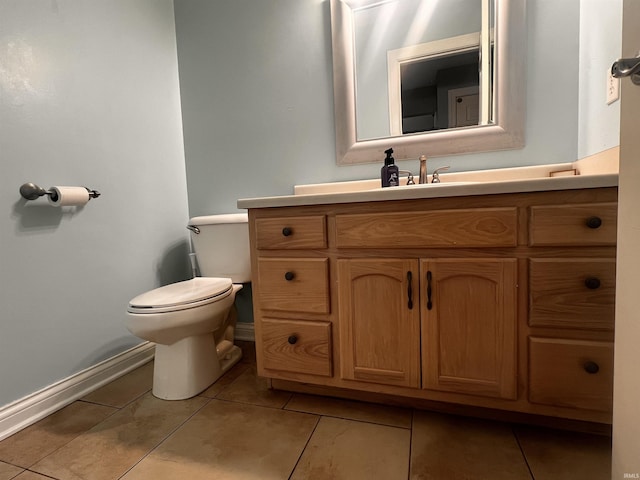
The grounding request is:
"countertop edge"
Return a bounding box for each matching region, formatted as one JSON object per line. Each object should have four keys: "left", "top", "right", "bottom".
{"left": 237, "top": 174, "right": 619, "bottom": 209}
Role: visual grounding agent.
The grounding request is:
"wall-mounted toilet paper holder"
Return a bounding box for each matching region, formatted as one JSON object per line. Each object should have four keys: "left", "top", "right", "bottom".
{"left": 19, "top": 183, "right": 101, "bottom": 201}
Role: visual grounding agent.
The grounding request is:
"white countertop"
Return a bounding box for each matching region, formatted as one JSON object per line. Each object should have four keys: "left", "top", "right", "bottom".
{"left": 237, "top": 173, "right": 619, "bottom": 209}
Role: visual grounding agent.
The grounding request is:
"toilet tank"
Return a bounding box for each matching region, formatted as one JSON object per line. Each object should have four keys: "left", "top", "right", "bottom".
{"left": 189, "top": 213, "right": 251, "bottom": 283}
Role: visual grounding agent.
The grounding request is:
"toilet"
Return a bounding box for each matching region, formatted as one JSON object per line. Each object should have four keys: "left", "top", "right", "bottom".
{"left": 125, "top": 213, "right": 250, "bottom": 400}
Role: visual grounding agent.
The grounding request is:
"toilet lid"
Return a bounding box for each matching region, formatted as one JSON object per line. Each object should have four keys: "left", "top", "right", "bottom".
{"left": 129, "top": 277, "right": 233, "bottom": 309}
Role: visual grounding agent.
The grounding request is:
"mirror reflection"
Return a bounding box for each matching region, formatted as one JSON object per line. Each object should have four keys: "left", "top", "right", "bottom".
{"left": 352, "top": 0, "right": 493, "bottom": 141}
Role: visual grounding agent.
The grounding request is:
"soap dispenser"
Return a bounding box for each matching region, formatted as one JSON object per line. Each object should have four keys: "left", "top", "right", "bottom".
{"left": 381, "top": 148, "right": 399, "bottom": 187}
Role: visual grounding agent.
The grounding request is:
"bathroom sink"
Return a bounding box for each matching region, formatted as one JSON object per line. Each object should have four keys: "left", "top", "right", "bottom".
{"left": 404, "top": 181, "right": 476, "bottom": 187}
{"left": 295, "top": 180, "right": 477, "bottom": 195}
{"left": 363, "top": 181, "right": 477, "bottom": 192}
{"left": 292, "top": 156, "right": 617, "bottom": 197}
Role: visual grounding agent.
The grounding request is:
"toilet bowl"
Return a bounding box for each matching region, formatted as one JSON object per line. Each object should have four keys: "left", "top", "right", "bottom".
{"left": 125, "top": 214, "right": 250, "bottom": 400}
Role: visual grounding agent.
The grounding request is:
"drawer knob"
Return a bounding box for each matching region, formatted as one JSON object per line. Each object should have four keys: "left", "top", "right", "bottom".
{"left": 585, "top": 277, "right": 601, "bottom": 289}
{"left": 284, "top": 271, "right": 295, "bottom": 281}
{"left": 287, "top": 335, "right": 298, "bottom": 345}
{"left": 584, "top": 361, "right": 600, "bottom": 374}
{"left": 282, "top": 227, "right": 293, "bottom": 237}
{"left": 585, "top": 216, "right": 602, "bottom": 229}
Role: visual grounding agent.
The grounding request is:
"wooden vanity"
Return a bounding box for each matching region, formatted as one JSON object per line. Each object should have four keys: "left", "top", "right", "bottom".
{"left": 239, "top": 180, "right": 618, "bottom": 425}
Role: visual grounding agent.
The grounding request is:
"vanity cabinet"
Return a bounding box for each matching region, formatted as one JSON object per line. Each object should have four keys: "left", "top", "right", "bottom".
{"left": 252, "top": 215, "right": 334, "bottom": 380}
{"left": 421, "top": 258, "right": 518, "bottom": 400}
{"left": 526, "top": 201, "right": 617, "bottom": 414}
{"left": 337, "top": 258, "right": 421, "bottom": 388}
{"left": 336, "top": 257, "right": 518, "bottom": 399}
{"left": 247, "top": 187, "right": 618, "bottom": 425}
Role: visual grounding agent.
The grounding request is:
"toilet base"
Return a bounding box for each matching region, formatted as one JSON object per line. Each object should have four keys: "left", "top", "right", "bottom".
{"left": 151, "top": 333, "right": 242, "bottom": 400}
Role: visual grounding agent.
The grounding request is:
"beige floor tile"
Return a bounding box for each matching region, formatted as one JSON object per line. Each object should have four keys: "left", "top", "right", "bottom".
{"left": 0, "top": 461, "right": 23, "bottom": 480}
{"left": 30, "top": 392, "right": 208, "bottom": 480}
{"left": 410, "top": 411, "right": 531, "bottom": 480}
{"left": 0, "top": 401, "right": 116, "bottom": 468}
{"left": 515, "top": 425, "right": 611, "bottom": 480}
{"left": 121, "top": 399, "right": 319, "bottom": 480}
{"left": 82, "top": 361, "right": 154, "bottom": 408}
{"left": 198, "top": 362, "right": 250, "bottom": 398}
{"left": 215, "top": 364, "right": 292, "bottom": 408}
{"left": 291, "top": 416, "right": 410, "bottom": 480}
{"left": 285, "top": 393, "right": 412, "bottom": 428}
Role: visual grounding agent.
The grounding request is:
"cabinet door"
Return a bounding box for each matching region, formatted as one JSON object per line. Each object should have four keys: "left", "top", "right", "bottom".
{"left": 421, "top": 258, "right": 518, "bottom": 399}
{"left": 338, "top": 259, "right": 420, "bottom": 388}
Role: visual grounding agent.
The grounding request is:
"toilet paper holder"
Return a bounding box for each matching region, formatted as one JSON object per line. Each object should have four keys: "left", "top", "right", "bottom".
{"left": 19, "top": 183, "right": 101, "bottom": 201}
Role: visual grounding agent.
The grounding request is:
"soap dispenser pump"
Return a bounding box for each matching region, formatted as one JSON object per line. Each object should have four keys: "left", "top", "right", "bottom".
{"left": 381, "top": 148, "right": 399, "bottom": 187}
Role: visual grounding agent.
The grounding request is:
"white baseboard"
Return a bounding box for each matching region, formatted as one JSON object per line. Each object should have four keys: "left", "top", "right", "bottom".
{"left": 235, "top": 322, "right": 255, "bottom": 342}
{"left": 0, "top": 342, "right": 155, "bottom": 442}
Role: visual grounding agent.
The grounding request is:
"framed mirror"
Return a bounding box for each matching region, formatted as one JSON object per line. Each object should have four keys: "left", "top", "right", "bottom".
{"left": 330, "top": 0, "right": 526, "bottom": 165}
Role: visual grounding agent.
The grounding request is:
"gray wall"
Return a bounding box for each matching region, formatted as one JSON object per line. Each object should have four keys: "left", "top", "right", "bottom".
{"left": 578, "top": 0, "right": 622, "bottom": 158}
{"left": 175, "top": 0, "right": 615, "bottom": 217}
{"left": 0, "top": 0, "right": 190, "bottom": 407}
{"left": 175, "top": 0, "right": 339, "bottom": 215}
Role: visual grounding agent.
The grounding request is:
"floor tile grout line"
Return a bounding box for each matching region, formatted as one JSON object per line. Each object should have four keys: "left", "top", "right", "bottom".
{"left": 8, "top": 400, "right": 126, "bottom": 474}
{"left": 211, "top": 395, "right": 294, "bottom": 411}
{"left": 198, "top": 363, "right": 253, "bottom": 400}
{"left": 0, "top": 457, "right": 28, "bottom": 471}
{"left": 282, "top": 393, "right": 413, "bottom": 430}
{"left": 287, "top": 414, "right": 323, "bottom": 480}
{"left": 281, "top": 405, "right": 412, "bottom": 430}
{"left": 78, "top": 387, "right": 152, "bottom": 410}
{"left": 115, "top": 396, "right": 215, "bottom": 480}
{"left": 76, "top": 399, "right": 121, "bottom": 409}
{"left": 407, "top": 409, "right": 415, "bottom": 480}
{"left": 512, "top": 424, "right": 536, "bottom": 480}
{"left": 212, "top": 391, "right": 413, "bottom": 430}
{"left": 24, "top": 468, "right": 60, "bottom": 480}
{"left": 281, "top": 392, "right": 295, "bottom": 410}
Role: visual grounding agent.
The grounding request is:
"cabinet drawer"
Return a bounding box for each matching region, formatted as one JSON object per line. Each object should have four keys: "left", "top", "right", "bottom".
{"left": 529, "top": 258, "right": 616, "bottom": 330}
{"left": 335, "top": 208, "right": 517, "bottom": 248}
{"left": 261, "top": 318, "right": 332, "bottom": 376}
{"left": 257, "top": 258, "right": 330, "bottom": 313}
{"left": 529, "top": 337, "right": 613, "bottom": 412}
{"left": 529, "top": 203, "right": 617, "bottom": 246}
{"left": 255, "top": 216, "right": 326, "bottom": 250}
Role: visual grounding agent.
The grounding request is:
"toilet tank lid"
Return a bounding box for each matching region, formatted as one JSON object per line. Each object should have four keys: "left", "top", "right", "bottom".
{"left": 189, "top": 213, "right": 247, "bottom": 226}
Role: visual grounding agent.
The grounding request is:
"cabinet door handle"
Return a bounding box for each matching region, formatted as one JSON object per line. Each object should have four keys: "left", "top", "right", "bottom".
{"left": 284, "top": 271, "right": 295, "bottom": 281}
{"left": 585, "top": 216, "right": 602, "bottom": 229}
{"left": 288, "top": 335, "right": 298, "bottom": 345}
{"left": 407, "top": 271, "right": 413, "bottom": 310}
{"left": 282, "top": 227, "right": 293, "bottom": 236}
{"left": 426, "top": 271, "right": 433, "bottom": 310}
{"left": 583, "top": 361, "right": 600, "bottom": 374}
{"left": 585, "top": 277, "right": 601, "bottom": 289}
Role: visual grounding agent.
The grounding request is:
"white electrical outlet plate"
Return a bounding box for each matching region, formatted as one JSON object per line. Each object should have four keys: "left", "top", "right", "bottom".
{"left": 607, "top": 68, "right": 620, "bottom": 105}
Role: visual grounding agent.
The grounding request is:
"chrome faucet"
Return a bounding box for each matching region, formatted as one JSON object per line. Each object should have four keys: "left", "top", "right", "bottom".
{"left": 398, "top": 170, "right": 415, "bottom": 185}
{"left": 431, "top": 166, "right": 450, "bottom": 183}
{"left": 418, "top": 155, "right": 428, "bottom": 184}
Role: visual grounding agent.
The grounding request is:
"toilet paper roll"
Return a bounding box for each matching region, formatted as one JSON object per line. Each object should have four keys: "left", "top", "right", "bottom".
{"left": 47, "top": 186, "right": 90, "bottom": 207}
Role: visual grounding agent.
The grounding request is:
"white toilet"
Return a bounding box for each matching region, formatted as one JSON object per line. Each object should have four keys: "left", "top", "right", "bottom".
{"left": 125, "top": 213, "right": 250, "bottom": 400}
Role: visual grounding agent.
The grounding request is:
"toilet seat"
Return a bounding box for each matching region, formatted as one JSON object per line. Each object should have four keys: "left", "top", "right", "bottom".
{"left": 127, "top": 277, "right": 233, "bottom": 314}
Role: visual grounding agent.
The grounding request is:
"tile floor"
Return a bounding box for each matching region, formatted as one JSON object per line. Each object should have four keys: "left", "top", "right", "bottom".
{"left": 0, "top": 342, "right": 612, "bottom": 480}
